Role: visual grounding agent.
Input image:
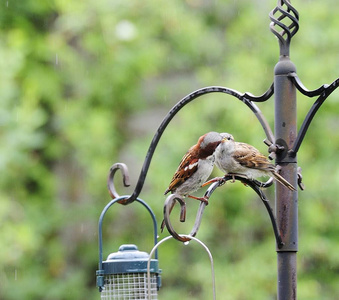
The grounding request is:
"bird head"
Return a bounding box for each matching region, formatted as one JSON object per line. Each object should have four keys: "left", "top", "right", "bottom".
{"left": 197, "top": 131, "right": 223, "bottom": 158}
{"left": 220, "top": 132, "right": 234, "bottom": 144}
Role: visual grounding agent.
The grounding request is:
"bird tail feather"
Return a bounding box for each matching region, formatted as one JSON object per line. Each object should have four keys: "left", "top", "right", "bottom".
{"left": 272, "top": 172, "right": 296, "bottom": 191}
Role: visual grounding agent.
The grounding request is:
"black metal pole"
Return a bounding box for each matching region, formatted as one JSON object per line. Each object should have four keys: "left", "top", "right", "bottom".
{"left": 269, "top": 2, "right": 300, "bottom": 298}
{"left": 274, "top": 57, "right": 298, "bottom": 300}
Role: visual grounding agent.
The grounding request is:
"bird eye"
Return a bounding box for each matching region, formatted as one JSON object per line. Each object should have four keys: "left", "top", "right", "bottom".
{"left": 227, "top": 136, "right": 231, "bottom": 140}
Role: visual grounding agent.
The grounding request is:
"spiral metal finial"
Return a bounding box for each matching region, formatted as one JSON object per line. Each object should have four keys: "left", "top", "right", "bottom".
{"left": 269, "top": 0, "right": 299, "bottom": 56}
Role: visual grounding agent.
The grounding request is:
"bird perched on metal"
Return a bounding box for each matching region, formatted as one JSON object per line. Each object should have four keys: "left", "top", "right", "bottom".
{"left": 213, "top": 133, "right": 296, "bottom": 191}
{"left": 161, "top": 131, "right": 223, "bottom": 231}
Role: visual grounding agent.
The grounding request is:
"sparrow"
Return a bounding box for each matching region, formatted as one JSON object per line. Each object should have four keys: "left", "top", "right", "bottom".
{"left": 213, "top": 133, "right": 296, "bottom": 191}
{"left": 164, "top": 131, "right": 223, "bottom": 200}
{"left": 161, "top": 131, "right": 223, "bottom": 231}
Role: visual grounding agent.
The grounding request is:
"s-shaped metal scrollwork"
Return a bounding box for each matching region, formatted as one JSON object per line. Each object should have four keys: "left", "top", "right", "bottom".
{"left": 288, "top": 73, "right": 339, "bottom": 156}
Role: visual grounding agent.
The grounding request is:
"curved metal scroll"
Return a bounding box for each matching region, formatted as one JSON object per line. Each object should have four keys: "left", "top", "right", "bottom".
{"left": 107, "top": 163, "right": 130, "bottom": 202}
{"left": 110, "top": 84, "right": 275, "bottom": 205}
{"left": 288, "top": 73, "right": 339, "bottom": 156}
{"left": 163, "top": 175, "right": 284, "bottom": 248}
{"left": 163, "top": 195, "right": 191, "bottom": 243}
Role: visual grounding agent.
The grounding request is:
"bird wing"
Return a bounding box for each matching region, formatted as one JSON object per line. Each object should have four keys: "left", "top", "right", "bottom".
{"left": 164, "top": 150, "right": 199, "bottom": 194}
{"left": 233, "top": 142, "right": 274, "bottom": 171}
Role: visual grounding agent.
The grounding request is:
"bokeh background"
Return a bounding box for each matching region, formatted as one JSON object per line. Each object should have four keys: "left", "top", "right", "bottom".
{"left": 1, "top": 0, "right": 339, "bottom": 299}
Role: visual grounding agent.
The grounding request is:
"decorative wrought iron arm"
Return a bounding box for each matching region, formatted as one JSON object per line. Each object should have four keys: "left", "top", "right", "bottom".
{"left": 288, "top": 73, "right": 339, "bottom": 156}
{"left": 109, "top": 85, "right": 274, "bottom": 205}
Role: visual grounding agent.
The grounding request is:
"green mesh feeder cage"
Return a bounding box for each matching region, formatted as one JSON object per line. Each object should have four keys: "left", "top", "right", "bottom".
{"left": 96, "top": 197, "right": 161, "bottom": 299}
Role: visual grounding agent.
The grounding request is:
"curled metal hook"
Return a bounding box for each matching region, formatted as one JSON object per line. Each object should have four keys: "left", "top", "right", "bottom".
{"left": 162, "top": 182, "right": 221, "bottom": 242}
{"left": 163, "top": 194, "right": 189, "bottom": 242}
{"left": 107, "top": 163, "right": 131, "bottom": 204}
{"left": 297, "top": 166, "right": 305, "bottom": 191}
{"left": 163, "top": 182, "right": 221, "bottom": 242}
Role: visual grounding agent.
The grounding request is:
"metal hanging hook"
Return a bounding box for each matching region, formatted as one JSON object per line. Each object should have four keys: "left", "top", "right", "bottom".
{"left": 163, "top": 194, "right": 189, "bottom": 242}
{"left": 107, "top": 163, "right": 131, "bottom": 204}
{"left": 162, "top": 181, "right": 223, "bottom": 243}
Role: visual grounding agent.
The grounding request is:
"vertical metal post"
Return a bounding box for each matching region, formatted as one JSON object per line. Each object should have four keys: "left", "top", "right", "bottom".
{"left": 274, "top": 57, "right": 298, "bottom": 300}
{"left": 270, "top": 1, "right": 300, "bottom": 298}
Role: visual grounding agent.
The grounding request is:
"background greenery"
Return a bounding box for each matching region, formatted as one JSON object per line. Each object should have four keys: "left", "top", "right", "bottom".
{"left": 1, "top": 0, "right": 338, "bottom": 299}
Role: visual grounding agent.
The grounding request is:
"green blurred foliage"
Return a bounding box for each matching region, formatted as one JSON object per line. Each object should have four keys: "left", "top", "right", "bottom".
{"left": 0, "top": 0, "right": 338, "bottom": 299}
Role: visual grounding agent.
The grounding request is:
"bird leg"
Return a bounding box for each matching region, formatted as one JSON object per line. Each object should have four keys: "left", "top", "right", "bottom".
{"left": 187, "top": 194, "right": 209, "bottom": 205}
{"left": 226, "top": 173, "right": 254, "bottom": 187}
{"left": 201, "top": 177, "right": 226, "bottom": 187}
{"left": 227, "top": 173, "right": 249, "bottom": 181}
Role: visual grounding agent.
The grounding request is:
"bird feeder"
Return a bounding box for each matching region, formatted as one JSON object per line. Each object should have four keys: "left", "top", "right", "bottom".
{"left": 96, "top": 197, "right": 161, "bottom": 299}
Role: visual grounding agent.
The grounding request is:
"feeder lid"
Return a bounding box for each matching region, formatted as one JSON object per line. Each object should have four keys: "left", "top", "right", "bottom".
{"left": 106, "top": 244, "right": 149, "bottom": 260}
{"left": 102, "top": 244, "right": 159, "bottom": 275}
